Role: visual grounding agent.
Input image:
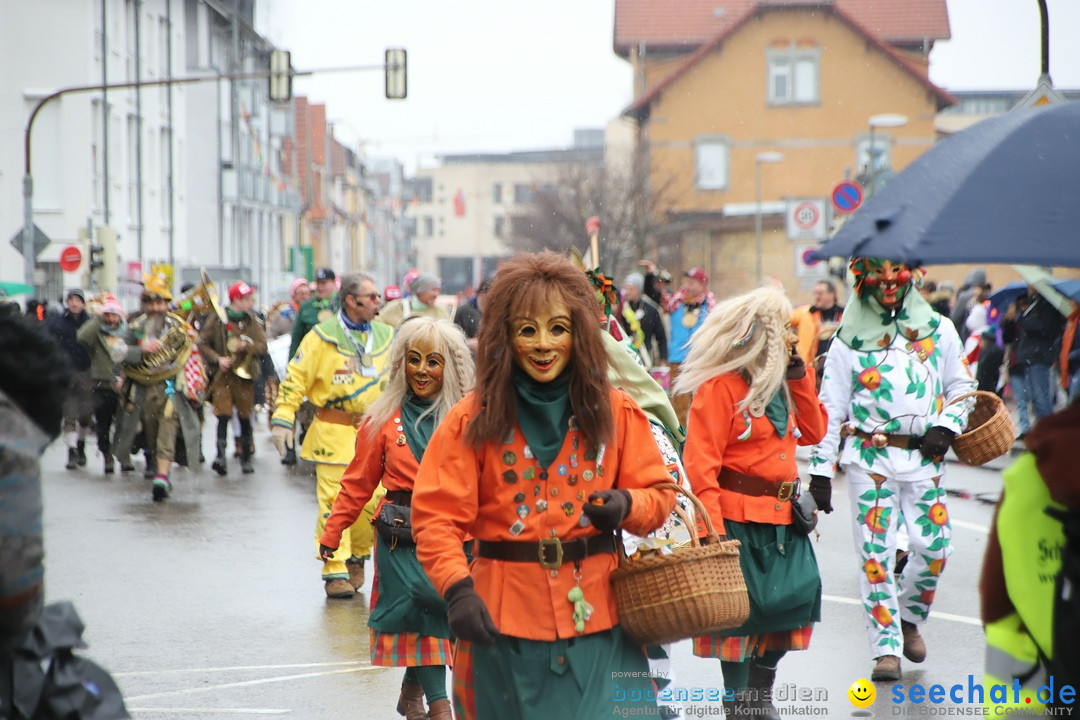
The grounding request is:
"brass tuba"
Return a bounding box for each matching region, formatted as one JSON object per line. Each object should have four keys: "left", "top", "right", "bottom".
{"left": 174, "top": 268, "right": 228, "bottom": 326}
{"left": 226, "top": 333, "right": 257, "bottom": 380}
{"left": 125, "top": 313, "right": 195, "bottom": 385}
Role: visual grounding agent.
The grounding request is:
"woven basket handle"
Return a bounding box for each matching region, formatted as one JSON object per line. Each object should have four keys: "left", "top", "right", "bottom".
{"left": 615, "top": 482, "right": 720, "bottom": 568}
{"left": 944, "top": 390, "right": 986, "bottom": 409}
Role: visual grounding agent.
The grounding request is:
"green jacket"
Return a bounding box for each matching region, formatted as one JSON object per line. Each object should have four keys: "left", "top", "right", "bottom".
{"left": 983, "top": 452, "right": 1062, "bottom": 710}
{"left": 289, "top": 296, "right": 339, "bottom": 360}
{"left": 76, "top": 315, "right": 125, "bottom": 382}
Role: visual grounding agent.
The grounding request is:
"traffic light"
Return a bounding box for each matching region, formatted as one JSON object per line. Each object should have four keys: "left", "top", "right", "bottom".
{"left": 269, "top": 49, "right": 292, "bottom": 103}
{"left": 88, "top": 243, "right": 104, "bottom": 272}
{"left": 96, "top": 226, "right": 118, "bottom": 293}
{"left": 385, "top": 48, "right": 407, "bottom": 100}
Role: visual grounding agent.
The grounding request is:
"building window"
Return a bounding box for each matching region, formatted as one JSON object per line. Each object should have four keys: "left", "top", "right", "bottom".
{"left": 767, "top": 45, "right": 819, "bottom": 105}
{"left": 492, "top": 183, "right": 503, "bottom": 203}
{"left": 494, "top": 216, "right": 505, "bottom": 238}
{"left": 160, "top": 127, "right": 171, "bottom": 224}
{"left": 694, "top": 137, "right": 730, "bottom": 191}
{"left": 513, "top": 183, "right": 533, "bottom": 204}
{"left": 423, "top": 216, "right": 434, "bottom": 237}
{"left": 127, "top": 114, "right": 139, "bottom": 220}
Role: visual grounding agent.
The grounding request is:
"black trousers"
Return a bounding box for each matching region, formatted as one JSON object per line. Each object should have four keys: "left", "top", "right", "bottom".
{"left": 91, "top": 384, "right": 119, "bottom": 455}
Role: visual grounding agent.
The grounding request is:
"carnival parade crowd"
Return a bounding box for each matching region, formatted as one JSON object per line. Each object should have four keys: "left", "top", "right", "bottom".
{"left": 2, "top": 250, "right": 1077, "bottom": 720}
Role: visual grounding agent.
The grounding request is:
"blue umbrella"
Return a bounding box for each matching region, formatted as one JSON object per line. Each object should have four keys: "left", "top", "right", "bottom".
{"left": 812, "top": 102, "right": 1080, "bottom": 268}
{"left": 987, "top": 278, "right": 1080, "bottom": 321}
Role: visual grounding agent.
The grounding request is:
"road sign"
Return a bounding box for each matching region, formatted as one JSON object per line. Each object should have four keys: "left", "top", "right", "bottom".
{"left": 8, "top": 224, "right": 50, "bottom": 258}
{"left": 831, "top": 180, "right": 863, "bottom": 214}
{"left": 794, "top": 243, "right": 827, "bottom": 278}
{"left": 59, "top": 245, "right": 82, "bottom": 272}
{"left": 786, "top": 198, "right": 827, "bottom": 240}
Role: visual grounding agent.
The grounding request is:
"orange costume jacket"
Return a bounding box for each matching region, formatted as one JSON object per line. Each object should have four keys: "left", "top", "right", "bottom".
{"left": 321, "top": 412, "right": 415, "bottom": 548}
{"left": 683, "top": 371, "right": 827, "bottom": 528}
{"left": 412, "top": 388, "right": 676, "bottom": 642}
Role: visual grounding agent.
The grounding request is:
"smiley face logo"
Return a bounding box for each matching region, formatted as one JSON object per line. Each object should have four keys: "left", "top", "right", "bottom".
{"left": 848, "top": 678, "right": 876, "bottom": 708}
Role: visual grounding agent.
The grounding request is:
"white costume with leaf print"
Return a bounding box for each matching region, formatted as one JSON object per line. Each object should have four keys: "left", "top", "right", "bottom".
{"left": 811, "top": 307, "right": 975, "bottom": 660}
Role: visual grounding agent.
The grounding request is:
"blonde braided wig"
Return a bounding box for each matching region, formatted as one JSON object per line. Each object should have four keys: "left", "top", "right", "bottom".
{"left": 364, "top": 316, "right": 475, "bottom": 438}
{"left": 672, "top": 286, "right": 794, "bottom": 413}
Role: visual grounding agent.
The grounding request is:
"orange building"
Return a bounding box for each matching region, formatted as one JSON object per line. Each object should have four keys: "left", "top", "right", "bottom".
{"left": 615, "top": 0, "right": 954, "bottom": 299}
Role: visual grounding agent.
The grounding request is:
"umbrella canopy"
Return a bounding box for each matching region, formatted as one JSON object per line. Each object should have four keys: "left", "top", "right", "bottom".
{"left": 988, "top": 278, "right": 1080, "bottom": 317}
{"left": 812, "top": 101, "right": 1080, "bottom": 268}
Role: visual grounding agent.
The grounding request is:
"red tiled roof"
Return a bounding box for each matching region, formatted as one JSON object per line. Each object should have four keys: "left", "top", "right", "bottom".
{"left": 613, "top": 0, "right": 950, "bottom": 55}
{"left": 623, "top": 2, "right": 954, "bottom": 117}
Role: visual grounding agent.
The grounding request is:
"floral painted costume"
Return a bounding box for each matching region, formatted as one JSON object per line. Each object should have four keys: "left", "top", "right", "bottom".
{"left": 811, "top": 288, "right": 974, "bottom": 661}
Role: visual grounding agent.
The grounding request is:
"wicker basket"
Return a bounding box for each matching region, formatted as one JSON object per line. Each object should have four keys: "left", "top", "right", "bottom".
{"left": 950, "top": 390, "right": 1015, "bottom": 466}
{"left": 611, "top": 482, "right": 750, "bottom": 646}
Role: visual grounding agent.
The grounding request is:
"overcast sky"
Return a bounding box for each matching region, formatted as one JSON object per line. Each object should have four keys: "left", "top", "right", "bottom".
{"left": 256, "top": 0, "right": 1080, "bottom": 170}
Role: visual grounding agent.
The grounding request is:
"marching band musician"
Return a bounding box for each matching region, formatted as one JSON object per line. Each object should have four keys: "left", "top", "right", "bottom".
{"left": 112, "top": 274, "right": 203, "bottom": 501}
{"left": 198, "top": 281, "right": 268, "bottom": 476}
{"left": 76, "top": 294, "right": 128, "bottom": 475}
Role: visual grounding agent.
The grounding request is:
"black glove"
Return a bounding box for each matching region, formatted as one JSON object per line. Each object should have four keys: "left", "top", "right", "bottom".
{"left": 808, "top": 475, "right": 833, "bottom": 514}
{"left": 786, "top": 353, "right": 807, "bottom": 380}
{"left": 920, "top": 426, "right": 956, "bottom": 460}
{"left": 319, "top": 544, "right": 337, "bottom": 562}
{"left": 445, "top": 577, "right": 499, "bottom": 646}
{"left": 583, "top": 489, "right": 633, "bottom": 532}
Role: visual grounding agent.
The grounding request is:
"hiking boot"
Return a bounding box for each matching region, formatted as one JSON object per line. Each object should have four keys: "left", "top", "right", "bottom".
{"left": 324, "top": 579, "right": 355, "bottom": 599}
{"left": 722, "top": 690, "right": 750, "bottom": 718}
{"left": 152, "top": 475, "right": 172, "bottom": 502}
{"left": 104, "top": 455, "right": 115, "bottom": 474}
{"left": 66, "top": 447, "right": 79, "bottom": 470}
{"left": 901, "top": 620, "right": 927, "bottom": 663}
{"left": 282, "top": 446, "right": 297, "bottom": 466}
{"left": 397, "top": 681, "right": 427, "bottom": 720}
{"left": 871, "top": 656, "right": 901, "bottom": 682}
{"left": 76, "top": 440, "right": 87, "bottom": 466}
{"left": 240, "top": 457, "right": 254, "bottom": 474}
{"left": 119, "top": 460, "right": 135, "bottom": 473}
{"left": 346, "top": 559, "right": 366, "bottom": 590}
{"left": 427, "top": 698, "right": 452, "bottom": 720}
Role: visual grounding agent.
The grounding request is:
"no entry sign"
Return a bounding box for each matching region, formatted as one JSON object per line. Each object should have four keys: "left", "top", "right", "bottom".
{"left": 831, "top": 180, "right": 863, "bottom": 214}
{"left": 59, "top": 245, "right": 82, "bottom": 273}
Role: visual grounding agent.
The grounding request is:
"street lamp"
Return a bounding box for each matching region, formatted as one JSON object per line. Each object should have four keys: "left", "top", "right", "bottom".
{"left": 754, "top": 151, "right": 784, "bottom": 287}
{"left": 866, "top": 113, "right": 907, "bottom": 197}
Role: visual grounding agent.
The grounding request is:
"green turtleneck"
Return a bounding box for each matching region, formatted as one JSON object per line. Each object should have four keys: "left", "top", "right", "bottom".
{"left": 512, "top": 366, "right": 572, "bottom": 469}
{"left": 400, "top": 394, "right": 436, "bottom": 463}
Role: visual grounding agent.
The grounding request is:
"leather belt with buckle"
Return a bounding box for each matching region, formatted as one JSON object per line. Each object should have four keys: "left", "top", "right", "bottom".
{"left": 384, "top": 489, "right": 413, "bottom": 507}
{"left": 315, "top": 406, "right": 364, "bottom": 428}
{"left": 718, "top": 468, "right": 798, "bottom": 501}
{"left": 476, "top": 534, "right": 618, "bottom": 570}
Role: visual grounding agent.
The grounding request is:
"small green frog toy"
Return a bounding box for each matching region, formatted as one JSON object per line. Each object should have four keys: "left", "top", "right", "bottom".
{"left": 567, "top": 586, "right": 594, "bottom": 633}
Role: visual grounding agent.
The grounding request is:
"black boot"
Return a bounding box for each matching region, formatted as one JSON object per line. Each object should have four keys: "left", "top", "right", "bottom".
{"left": 282, "top": 446, "right": 297, "bottom": 466}
{"left": 143, "top": 451, "right": 156, "bottom": 479}
{"left": 103, "top": 454, "right": 115, "bottom": 474}
{"left": 66, "top": 447, "right": 79, "bottom": 470}
{"left": 746, "top": 660, "right": 782, "bottom": 720}
{"left": 233, "top": 435, "right": 243, "bottom": 458}
{"left": 212, "top": 439, "right": 228, "bottom": 476}
{"left": 76, "top": 440, "right": 87, "bottom": 466}
{"left": 723, "top": 691, "right": 750, "bottom": 718}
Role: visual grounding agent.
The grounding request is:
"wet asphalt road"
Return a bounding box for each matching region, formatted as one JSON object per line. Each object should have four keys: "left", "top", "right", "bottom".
{"left": 38, "top": 420, "right": 1008, "bottom": 719}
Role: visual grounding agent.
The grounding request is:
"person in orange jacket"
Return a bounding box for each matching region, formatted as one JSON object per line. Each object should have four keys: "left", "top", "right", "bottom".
{"left": 320, "top": 317, "right": 474, "bottom": 720}
{"left": 411, "top": 251, "right": 676, "bottom": 720}
{"left": 674, "top": 286, "right": 827, "bottom": 720}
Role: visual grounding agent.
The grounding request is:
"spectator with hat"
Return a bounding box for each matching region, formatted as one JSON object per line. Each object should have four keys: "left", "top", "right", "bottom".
{"left": 379, "top": 272, "right": 452, "bottom": 328}
{"left": 45, "top": 288, "right": 93, "bottom": 470}
{"left": 268, "top": 277, "right": 312, "bottom": 339}
{"left": 198, "top": 281, "right": 267, "bottom": 475}
{"left": 289, "top": 267, "right": 339, "bottom": 361}
{"left": 76, "top": 295, "right": 128, "bottom": 474}
{"left": 665, "top": 267, "right": 718, "bottom": 427}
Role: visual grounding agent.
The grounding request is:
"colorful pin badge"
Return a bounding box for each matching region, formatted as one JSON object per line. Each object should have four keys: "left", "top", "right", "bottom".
{"left": 558, "top": 465, "right": 568, "bottom": 476}
{"left": 535, "top": 500, "right": 548, "bottom": 513}
{"left": 502, "top": 450, "right": 517, "bottom": 466}
{"left": 396, "top": 435, "right": 407, "bottom": 446}
{"left": 522, "top": 467, "right": 535, "bottom": 481}
{"left": 523, "top": 445, "right": 533, "bottom": 460}
{"left": 561, "top": 502, "right": 575, "bottom": 516}
{"left": 517, "top": 505, "right": 530, "bottom": 519}
{"left": 583, "top": 470, "right": 594, "bottom": 482}
{"left": 568, "top": 474, "right": 579, "bottom": 486}
{"left": 514, "top": 492, "right": 526, "bottom": 503}
{"left": 550, "top": 487, "right": 560, "bottom": 497}
{"left": 502, "top": 469, "right": 518, "bottom": 484}
{"left": 509, "top": 521, "right": 525, "bottom": 536}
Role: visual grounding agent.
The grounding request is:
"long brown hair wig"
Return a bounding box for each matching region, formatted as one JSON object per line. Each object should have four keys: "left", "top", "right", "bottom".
{"left": 466, "top": 251, "right": 614, "bottom": 449}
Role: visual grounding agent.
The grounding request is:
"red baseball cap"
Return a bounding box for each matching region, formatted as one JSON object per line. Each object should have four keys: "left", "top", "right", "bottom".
{"left": 228, "top": 281, "right": 255, "bottom": 303}
{"left": 685, "top": 267, "right": 708, "bottom": 284}
{"left": 384, "top": 284, "right": 402, "bottom": 301}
